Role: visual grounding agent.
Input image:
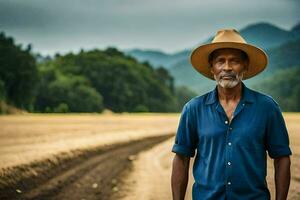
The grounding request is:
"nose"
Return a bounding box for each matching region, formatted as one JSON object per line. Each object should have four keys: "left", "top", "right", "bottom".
{"left": 223, "top": 61, "right": 232, "bottom": 71}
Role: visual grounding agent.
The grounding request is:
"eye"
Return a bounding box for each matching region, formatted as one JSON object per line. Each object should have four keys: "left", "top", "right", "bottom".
{"left": 230, "top": 59, "right": 240, "bottom": 64}
{"left": 215, "top": 58, "right": 224, "bottom": 64}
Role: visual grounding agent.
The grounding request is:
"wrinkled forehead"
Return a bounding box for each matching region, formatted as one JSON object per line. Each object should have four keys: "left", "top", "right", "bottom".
{"left": 210, "top": 48, "right": 247, "bottom": 60}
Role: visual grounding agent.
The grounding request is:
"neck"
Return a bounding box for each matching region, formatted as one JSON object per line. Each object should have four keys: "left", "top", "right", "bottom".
{"left": 217, "top": 82, "right": 242, "bottom": 103}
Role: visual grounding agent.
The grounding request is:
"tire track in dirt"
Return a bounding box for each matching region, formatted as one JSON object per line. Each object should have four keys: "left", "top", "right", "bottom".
{"left": 0, "top": 134, "right": 173, "bottom": 200}
{"left": 118, "top": 138, "right": 194, "bottom": 200}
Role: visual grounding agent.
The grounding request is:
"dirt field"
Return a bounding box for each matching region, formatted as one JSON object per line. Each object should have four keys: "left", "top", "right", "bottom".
{"left": 0, "top": 113, "right": 179, "bottom": 169}
{"left": 0, "top": 113, "right": 299, "bottom": 199}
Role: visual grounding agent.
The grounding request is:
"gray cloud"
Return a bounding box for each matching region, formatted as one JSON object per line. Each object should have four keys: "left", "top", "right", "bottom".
{"left": 0, "top": 0, "right": 299, "bottom": 55}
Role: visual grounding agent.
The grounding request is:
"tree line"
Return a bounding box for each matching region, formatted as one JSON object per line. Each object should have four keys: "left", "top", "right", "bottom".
{"left": 0, "top": 32, "right": 196, "bottom": 113}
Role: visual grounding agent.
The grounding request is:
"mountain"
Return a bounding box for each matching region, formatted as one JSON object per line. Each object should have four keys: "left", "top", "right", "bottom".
{"left": 266, "top": 38, "right": 300, "bottom": 71}
{"left": 169, "top": 58, "right": 215, "bottom": 93}
{"left": 125, "top": 49, "right": 190, "bottom": 69}
{"left": 125, "top": 49, "right": 170, "bottom": 68}
{"left": 291, "top": 21, "right": 300, "bottom": 36}
{"left": 239, "top": 22, "right": 298, "bottom": 49}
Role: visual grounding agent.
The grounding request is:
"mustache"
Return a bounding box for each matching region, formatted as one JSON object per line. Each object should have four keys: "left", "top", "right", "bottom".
{"left": 219, "top": 72, "right": 238, "bottom": 79}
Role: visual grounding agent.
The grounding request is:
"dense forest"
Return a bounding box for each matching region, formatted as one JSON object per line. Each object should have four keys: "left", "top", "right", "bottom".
{"left": 0, "top": 32, "right": 196, "bottom": 113}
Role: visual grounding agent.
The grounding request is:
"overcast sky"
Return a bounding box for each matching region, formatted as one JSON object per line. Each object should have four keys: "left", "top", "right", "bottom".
{"left": 0, "top": 0, "right": 299, "bottom": 55}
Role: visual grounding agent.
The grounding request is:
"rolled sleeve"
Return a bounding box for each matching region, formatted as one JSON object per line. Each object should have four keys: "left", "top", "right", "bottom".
{"left": 266, "top": 103, "right": 292, "bottom": 159}
{"left": 172, "top": 144, "right": 196, "bottom": 157}
{"left": 172, "top": 103, "right": 198, "bottom": 157}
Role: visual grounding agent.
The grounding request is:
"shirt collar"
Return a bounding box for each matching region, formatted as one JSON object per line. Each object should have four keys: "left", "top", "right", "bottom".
{"left": 205, "top": 82, "right": 255, "bottom": 105}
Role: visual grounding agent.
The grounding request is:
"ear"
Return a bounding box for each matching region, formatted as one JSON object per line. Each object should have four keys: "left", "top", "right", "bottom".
{"left": 210, "top": 67, "right": 214, "bottom": 75}
{"left": 243, "top": 60, "right": 249, "bottom": 72}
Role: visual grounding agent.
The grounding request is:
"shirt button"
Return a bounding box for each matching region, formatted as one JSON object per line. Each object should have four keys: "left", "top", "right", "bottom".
{"left": 242, "top": 103, "right": 245, "bottom": 106}
{"left": 229, "top": 127, "right": 233, "bottom": 130}
{"left": 225, "top": 120, "right": 228, "bottom": 124}
{"left": 227, "top": 161, "right": 231, "bottom": 165}
{"left": 228, "top": 142, "right": 232, "bottom": 146}
{"left": 228, "top": 182, "right": 231, "bottom": 185}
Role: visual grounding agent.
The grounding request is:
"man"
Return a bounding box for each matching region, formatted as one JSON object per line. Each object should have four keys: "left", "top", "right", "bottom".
{"left": 171, "top": 29, "right": 292, "bottom": 200}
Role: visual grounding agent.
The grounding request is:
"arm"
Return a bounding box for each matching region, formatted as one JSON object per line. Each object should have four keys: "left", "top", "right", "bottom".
{"left": 171, "top": 153, "right": 190, "bottom": 200}
{"left": 274, "top": 156, "right": 291, "bottom": 200}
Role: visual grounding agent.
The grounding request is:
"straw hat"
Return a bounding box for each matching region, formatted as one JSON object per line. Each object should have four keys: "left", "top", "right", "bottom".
{"left": 190, "top": 29, "right": 268, "bottom": 80}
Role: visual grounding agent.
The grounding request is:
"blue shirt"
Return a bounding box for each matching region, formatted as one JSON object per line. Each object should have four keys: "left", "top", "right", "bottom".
{"left": 172, "top": 83, "right": 292, "bottom": 200}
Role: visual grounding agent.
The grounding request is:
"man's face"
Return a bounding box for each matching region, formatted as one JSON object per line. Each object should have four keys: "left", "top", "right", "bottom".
{"left": 210, "top": 48, "right": 249, "bottom": 89}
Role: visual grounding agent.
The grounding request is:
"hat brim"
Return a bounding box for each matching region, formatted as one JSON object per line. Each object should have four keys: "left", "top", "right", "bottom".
{"left": 190, "top": 42, "right": 268, "bottom": 80}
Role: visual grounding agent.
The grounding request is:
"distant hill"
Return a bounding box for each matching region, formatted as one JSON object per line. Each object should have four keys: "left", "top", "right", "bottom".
{"left": 240, "top": 22, "right": 298, "bottom": 49}
{"left": 265, "top": 39, "right": 300, "bottom": 72}
{"left": 127, "top": 22, "right": 299, "bottom": 75}
{"left": 169, "top": 58, "right": 215, "bottom": 94}
{"left": 125, "top": 49, "right": 170, "bottom": 68}
{"left": 291, "top": 22, "right": 300, "bottom": 36}
{"left": 125, "top": 49, "right": 190, "bottom": 69}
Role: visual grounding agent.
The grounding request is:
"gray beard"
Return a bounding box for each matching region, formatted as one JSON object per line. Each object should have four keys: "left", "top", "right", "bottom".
{"left": 214, "top": 73, "right": 244, "bottom": 89}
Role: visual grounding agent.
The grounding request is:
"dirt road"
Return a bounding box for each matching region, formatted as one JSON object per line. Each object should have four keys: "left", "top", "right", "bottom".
{"left": 0, "top": 135, "right": 173, "bottom": 200}
{"left": 118, "top": 137, "right": 194, "bottom": 200}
